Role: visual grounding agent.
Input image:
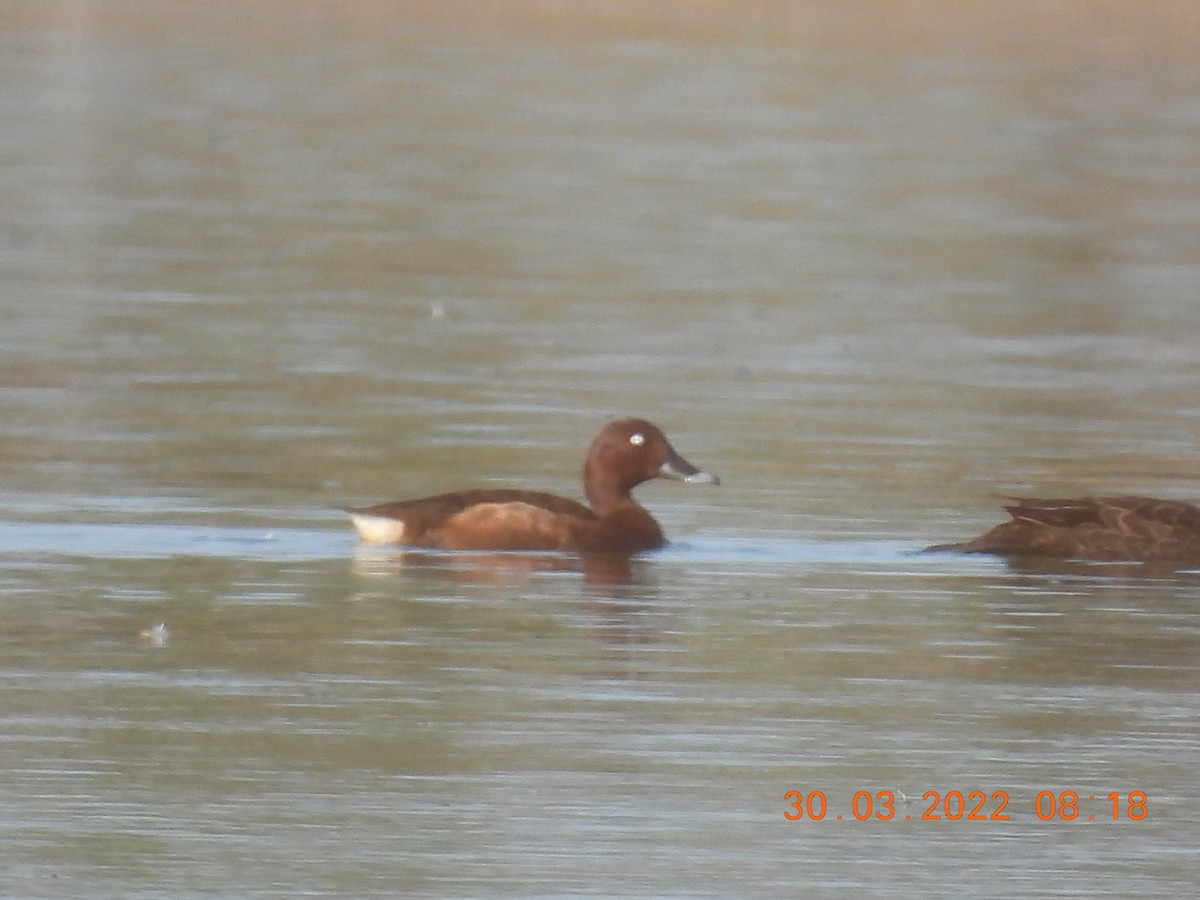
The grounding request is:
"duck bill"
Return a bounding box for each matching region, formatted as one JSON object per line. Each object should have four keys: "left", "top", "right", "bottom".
{"left": 658, "top": 449, "right": 720, "bottom": 486}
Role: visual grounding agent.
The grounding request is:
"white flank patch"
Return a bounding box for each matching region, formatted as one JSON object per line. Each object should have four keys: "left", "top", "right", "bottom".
{"left": 348, "top": 513, "right": 408, "bottom": 545}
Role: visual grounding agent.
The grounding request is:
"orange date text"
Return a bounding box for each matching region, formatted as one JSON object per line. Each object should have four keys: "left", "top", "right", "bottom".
{"left": 784, "top": 790, "right": 1147, "bottom": 822}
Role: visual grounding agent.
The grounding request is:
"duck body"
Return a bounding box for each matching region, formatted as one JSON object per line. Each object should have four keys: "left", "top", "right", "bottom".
{"left": 930, "top": 496, "right": 1200, "bottom": 564}
{"left": 346, "top": 418, "right": 717, "bottom": 553}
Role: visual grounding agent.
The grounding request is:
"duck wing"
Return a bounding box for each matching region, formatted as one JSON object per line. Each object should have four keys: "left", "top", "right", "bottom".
{"left": 1005, "top": 496, "right": 1200, "bottom": 529}
{"left": 937, "top": 496, "right": 1200, "bottom": 562}
{"left": 347, "top": 489, "right": 595, "bottom": 546}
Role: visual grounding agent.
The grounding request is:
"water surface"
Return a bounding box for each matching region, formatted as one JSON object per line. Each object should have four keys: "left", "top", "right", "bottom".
{"left": 2, "top": 3, "right": 1199, "bottom": 897}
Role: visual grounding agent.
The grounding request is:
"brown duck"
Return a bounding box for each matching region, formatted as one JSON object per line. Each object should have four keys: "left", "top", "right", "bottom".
{"left": 344, "top": 418, "right": 718, "bottom": 553}
{"left": 930, "top": 496, "right": 1200, "bottom": 564}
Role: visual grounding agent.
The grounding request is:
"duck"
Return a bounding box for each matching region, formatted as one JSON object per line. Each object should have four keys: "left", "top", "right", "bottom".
{"left": 929, "top": 495, "right": 1200, "bottom": 564}
{"left": 345, "top": 417, "right": 718, "bottom": 552}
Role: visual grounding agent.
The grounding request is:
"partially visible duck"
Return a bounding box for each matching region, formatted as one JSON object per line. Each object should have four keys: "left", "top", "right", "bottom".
{"left": 346, "top": 417, "right": 718, "bottom": 552}
{"left": 929, "top": 495, "right": 1200, "bottom": 564}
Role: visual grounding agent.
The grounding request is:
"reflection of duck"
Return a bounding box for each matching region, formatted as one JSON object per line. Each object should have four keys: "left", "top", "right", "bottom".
{"left": 346, "top": 418, "right": 717, "bottom": 553}
{"left": 930, "top": 496, "right": 1200, "bottom": 564}
{"left": 351, "top": 545, "right": 645, "bottom": 593}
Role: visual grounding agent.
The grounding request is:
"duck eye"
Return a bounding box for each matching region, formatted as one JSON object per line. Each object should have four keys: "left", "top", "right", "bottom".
{"left": 629, "top": 432, "right": 645, "bottom": 447}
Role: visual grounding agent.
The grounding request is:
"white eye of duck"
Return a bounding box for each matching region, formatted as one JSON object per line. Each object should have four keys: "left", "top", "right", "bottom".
{"left": 629, "top": 432, "right": 645, "bottom": 447}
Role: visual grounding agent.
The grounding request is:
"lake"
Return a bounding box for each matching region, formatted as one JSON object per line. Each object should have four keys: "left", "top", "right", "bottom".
{"left": 2, "top": 2, "right": 1199, "bottom": 897}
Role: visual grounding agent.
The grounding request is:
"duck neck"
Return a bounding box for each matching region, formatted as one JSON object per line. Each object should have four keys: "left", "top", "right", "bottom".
{"left": 584, "top": 450, "right": 634, "bottom": 516}
{"left": 583, "top": 455, "right": 665, "bottom": 548}
{"left": 585, "top": 495, "right": 665, "bottom": 551}
{"left": 586, "top": 483, "right": 635, "bottom": 518}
